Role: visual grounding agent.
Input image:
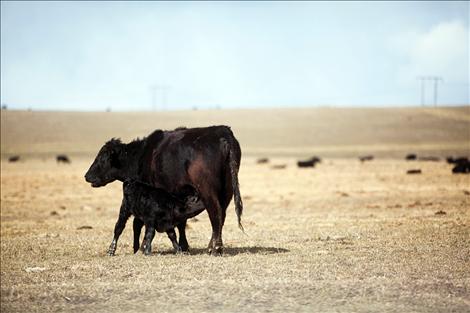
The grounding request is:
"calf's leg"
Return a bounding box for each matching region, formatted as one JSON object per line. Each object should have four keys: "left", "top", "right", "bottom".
{"left": 143, "top": 226, "right": 156, "bottom": 256}
{"left": 133, "top": 218, "right": 144, "bottom": 254}
{"left": 177, "top": 221, "right": 189, "bottom": 252}
{"left": 107, "top": 201, "right": 130, "bottom": 256}
{"left": 167, "top": 229, "right": 182, "bottom": 253}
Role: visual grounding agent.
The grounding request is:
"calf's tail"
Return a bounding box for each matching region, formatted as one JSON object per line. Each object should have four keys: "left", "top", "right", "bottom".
{"left": 222, "top": 135, "right": 244, "bottom": 232}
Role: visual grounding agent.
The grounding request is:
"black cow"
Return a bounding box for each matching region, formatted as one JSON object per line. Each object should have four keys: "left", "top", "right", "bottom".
{"left": 359, "top": 155, "right": 374, "bottom": 162}
{"left": 122, "top": 180, "right": 205, "bottom": 255}
{"left": 297, "top": 156, "right": 321, "bottom": 168}
{"left": 8, "top": 155, "right": 20, "bottom": 162}
{"left": 447, "top": 157, "right": 468, "bottom": 164}
{"left": 405, "top": 154, "right": 417, "bottom": 161}
{"left": 84, "top": 125, "right": 243, "bottom": 256}
{"left": 256, "top": 158, "right": 269, "bottom": 164}
{"left": 452, "top": 158, "right": 470, "bottom": 174}
{"left": 418, "top": 156, "right": 440, "bottom": 162}
{"left": 56, "top": 154, "right": 71, "bottom": 163}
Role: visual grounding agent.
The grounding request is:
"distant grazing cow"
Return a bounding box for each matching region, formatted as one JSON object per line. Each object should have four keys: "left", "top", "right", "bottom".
{"left": 297, "top": 156, "right": 321, "bottom": 168}
{"left": 56, "top": 154, "right": 71, "bottom": 164}
{"left": 8, "top": 155, "right": 20, "bottom": 162}
{"left": 257, "top": 158, "right": 269, "bottom": 164}
{"left": 122, "top": 180, "right": 205, "bottom": 255}
{"left": 418, "top": 156, "right": 440, "bottom": 162}
{"left": 452, "top": 158, "right": 470, "bottom": 174}
{"left": 447, "top": 157, "right": 468, "bottom": 164}
{"left": 85, "top": 125, "right": 243, "bottom": 256}
{"left": 359, "top": 155, "right": 374, "bottom": 162}
{"left": 405, "top": 154, "right": 417, "bottom": 160}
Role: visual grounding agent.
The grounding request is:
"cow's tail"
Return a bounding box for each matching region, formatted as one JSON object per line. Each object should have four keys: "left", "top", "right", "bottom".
{"left": 223, "top": 134, "right": 244, "bottom": 232}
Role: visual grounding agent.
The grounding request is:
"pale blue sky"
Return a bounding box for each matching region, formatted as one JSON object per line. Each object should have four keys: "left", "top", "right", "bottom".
{"left": 1, "top": 1, "right": 468, "bottom": 111}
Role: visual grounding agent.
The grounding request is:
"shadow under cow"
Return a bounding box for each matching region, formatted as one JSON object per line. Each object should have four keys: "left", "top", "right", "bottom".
{"left": 157, "top": 246, "right": 290, "bottom": 256}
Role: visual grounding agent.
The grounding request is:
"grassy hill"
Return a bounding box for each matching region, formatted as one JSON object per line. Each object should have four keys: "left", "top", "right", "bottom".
{"left": 1, "top": 106, "right": 469, "bottom": 158}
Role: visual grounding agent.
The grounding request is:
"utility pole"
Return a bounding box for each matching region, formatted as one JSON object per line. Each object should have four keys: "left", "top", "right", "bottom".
{"left": 418, "top": 76, "right": 426, "bottom": 106}
{"left": 429, "top": 76, "right": 443, "bottom": 107}
{"left": 417, "top": 76, "right": 443, "bottom": 107}
{"left": 149, "top": 84, "right": 171, "bottom": 111}
{"left": 150, "top": 85, "right": 158, "bottom": 111}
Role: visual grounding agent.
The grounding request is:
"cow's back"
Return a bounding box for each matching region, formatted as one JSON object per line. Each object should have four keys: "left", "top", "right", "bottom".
{"left": 140, "top": 126, "right": 238, "bottom": 197}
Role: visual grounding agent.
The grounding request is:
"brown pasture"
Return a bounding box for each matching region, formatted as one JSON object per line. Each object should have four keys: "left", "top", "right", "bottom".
{"left": 1, "top": 107, "right": 469, "bottom": 312}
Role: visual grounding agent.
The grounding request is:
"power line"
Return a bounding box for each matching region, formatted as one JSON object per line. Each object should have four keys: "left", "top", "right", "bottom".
{"left": 417, "top": 76, "right": 443, "bottom": 107}
{"left": 149, "top": 84, "right": 171, "bottom": 111}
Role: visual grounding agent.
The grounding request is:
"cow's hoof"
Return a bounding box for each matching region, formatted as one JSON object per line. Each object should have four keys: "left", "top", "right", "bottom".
{"left": 180, "top": 243, "right": 189, "bottom": 252}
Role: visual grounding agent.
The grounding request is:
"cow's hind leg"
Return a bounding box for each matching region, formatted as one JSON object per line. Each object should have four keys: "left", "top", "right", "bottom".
{"left": 205, "top": 197, "right": 226, "bottom": 256}
{"left": 133, "top": 218, "right": 144, "bottom": 254}
{"left": 167, "top": 229, "right": 182, "bottom": 253}
{"left": 177, "top": 221, "right": 189, "bottom": 252}
{"left": 143, "top": 226, "right": 156, "bottom": 256}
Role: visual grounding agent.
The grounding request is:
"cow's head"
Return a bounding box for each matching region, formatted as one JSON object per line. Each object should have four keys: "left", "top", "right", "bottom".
{"left": 85, "top": 138, "right": 126, "bottom": 187}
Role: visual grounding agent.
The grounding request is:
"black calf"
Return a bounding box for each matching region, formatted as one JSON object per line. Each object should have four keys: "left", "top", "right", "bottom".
{"left": 107, "top": 180, "right": 205, "bottom": 256}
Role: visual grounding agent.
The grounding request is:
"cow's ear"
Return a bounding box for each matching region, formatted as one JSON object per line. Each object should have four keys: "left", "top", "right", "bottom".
{"left": 110, "top": 149, "right": 122, "bottom": 168}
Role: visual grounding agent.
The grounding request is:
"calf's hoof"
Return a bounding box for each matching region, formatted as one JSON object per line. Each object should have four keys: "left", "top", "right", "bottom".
{"left": 174, "top": 246, "right": 183, "bottom": 254}
{"left": 107, "top": 243, "right": 117, "bottom": 256}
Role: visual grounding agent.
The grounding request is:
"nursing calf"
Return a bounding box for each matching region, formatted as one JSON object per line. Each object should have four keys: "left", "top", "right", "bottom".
{"left": 108, "top": 180, "right": 205, "bottom": 256}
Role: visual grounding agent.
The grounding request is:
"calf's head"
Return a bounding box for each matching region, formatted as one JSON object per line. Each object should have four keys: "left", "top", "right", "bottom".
{"left": 85, "top": 139, "right": 126, "bottom": 187}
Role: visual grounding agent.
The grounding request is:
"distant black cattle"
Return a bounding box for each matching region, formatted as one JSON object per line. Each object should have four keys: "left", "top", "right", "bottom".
{"left": 447, "top": 157, "right": 468, "bottom": 164}
{"left": 359, "top": 155, "right": 374, "bottom": 162}
{"left": 8, "top": 155, "right": 20, "bottom": 162}
{"left": 122, "top": 180, "right": 205, "bottom": 255}
{"left": 297, "top": 156, "right": 321, "bottom": 168}
{"left": 407, "top": 169, "right": 422, "bottom": 174}
{"left": 452, "top": 158, "right": 470, "bottom": 174}
{"left": 85, "top": 125, "right": 243, "bottom": 256}
{"left": 56, "top": 154, "right": 71, "bottom": 164}
{"left": 257, "top": 158, "right": 269, "bottom": 164}
{"left": 405, "top": 154, "right": 417, "bottom": 160}
{"left": 418, "top": 156, "right": 440, "bottom": 162}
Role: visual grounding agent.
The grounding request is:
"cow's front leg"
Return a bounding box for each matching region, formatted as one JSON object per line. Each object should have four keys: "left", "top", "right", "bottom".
{"left": 167, "top": 229, "right": 182, "bottom": 253}
{"left": 107, "top": 202, "right": 131, "bottom": 256}
{"left": 143, "top": 226, "right": 156, "bottom": 256}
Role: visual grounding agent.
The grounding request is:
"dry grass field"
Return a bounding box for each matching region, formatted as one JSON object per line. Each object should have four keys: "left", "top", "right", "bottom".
{"left": 1, "top": 107, "right": 470, "bottom": 312}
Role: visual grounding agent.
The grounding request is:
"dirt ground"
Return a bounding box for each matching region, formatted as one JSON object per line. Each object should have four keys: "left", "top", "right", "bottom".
{"left": 1, "top": 107, "right": 470, "bottom": 312}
